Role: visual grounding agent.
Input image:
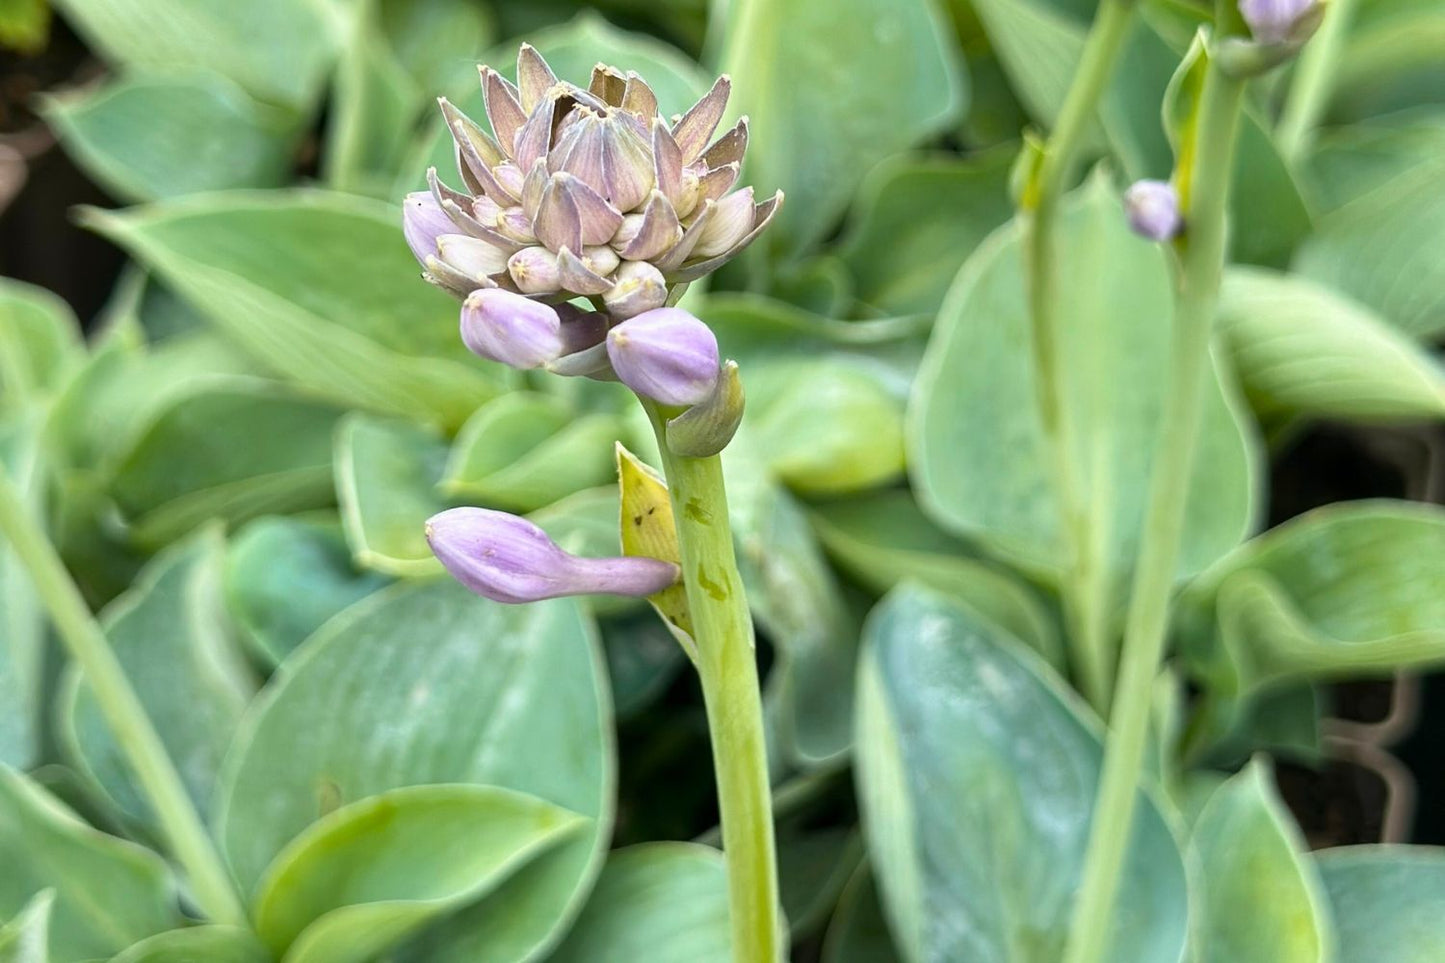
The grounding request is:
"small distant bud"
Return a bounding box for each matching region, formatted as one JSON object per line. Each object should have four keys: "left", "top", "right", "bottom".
{"left": 603, "top": 261, "right": 668, "bottom": 319}
{"left": 426, "top": 506, "right": 680, "bottom": 604}
{"left": 1239, "top": 0, "right": 1319, "bottom": 45}
{"left": 1124, "top": 180, "right": 1183, "bottom": 242}
{"left": 508, "top": 246, "right": 562, "bottom": 295}
{"left": 606, "top": 307, "right": 720, "bottom": 406}
{"left": 460, "top": 289, "right": 563, "bottom": 369}
{"left": 581, "top": 245, "right": 620, "bottom": 278}
{"left": 403, "top": 192, "right": 452, "bottom": 265}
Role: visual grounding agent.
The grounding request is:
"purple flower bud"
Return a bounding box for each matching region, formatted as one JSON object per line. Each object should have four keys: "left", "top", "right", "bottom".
{"left": 603, "top": 261, "right": 668, "bottom": 319}
{"left": 1124, "top": 180, "right": 1183, "bottom": 242}
{"left": 403, "top": 192, "right": 453, "bottom": 265}
{"left": 606, "top": 307, "right": 720, "bottom": 406}
{"left": 426, "top": 506, "right": 679, "bottom": 604}
{"left": 1239, "top": 0, "right": 1317, "bottom": 44}
{"left": 460, "top": 289, "right": 563, "bottom": 368}
{"left": 508, "top": 246, "right": 562, "bottom": 294}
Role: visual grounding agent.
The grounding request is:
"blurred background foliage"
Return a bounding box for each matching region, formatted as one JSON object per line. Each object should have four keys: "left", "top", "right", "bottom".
{"left": 2, "top": 0, "right": 1445, "bottom": 960}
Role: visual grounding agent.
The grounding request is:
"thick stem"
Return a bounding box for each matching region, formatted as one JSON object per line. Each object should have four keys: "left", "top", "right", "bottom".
{"left": 1061, "top": 53, "right": 1247, "bottom": 963}
{"left": 646, "top": 410, "right": 782, "bottom": 962}
{"left": 0, "top": 466, "right": 246, "bottom": 927}
{"left": 1277, "top": 0, "right": 1357, "bottom": 162}
{"left": 1022, "top": 0, "right": 1137, "bottom": 711}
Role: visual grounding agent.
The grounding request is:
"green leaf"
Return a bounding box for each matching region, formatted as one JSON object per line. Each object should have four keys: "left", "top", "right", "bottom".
{"left": 61, "top": 528, "right": 256, "bottom": 826}
{"left": 1315, "top": 845, "right": 1445, "bottom": 962}
{"left": 597, "top": 609, "right": 687, "bottom": 718}
{"left": 1190, "top": 760, "right": 1331, "bottom": 963}
{"left": 42, "top": 72, "right": 296, "bottom": 203}
{"left": 85, "top": 191, "right": 507, "bottom": 429}
{"left": 778, "top": 823, "right": 862, "bottom": 939}
{"left": 749, "top": 360, "right": 905, "bottom": 497}
{"left": 0, "top": 419, "right": 44, "bottom": 769}
{"left": 0, "top": 278, "right": 82, "bottom": 409}
{"left": 0, "top": 766, "right": 181, "bottom": 963}
{"left": 823, "top": 866, "right": 902, "bottom": 963}
{"left": 379, "top": 0, "right": 494, "bottom": 95}
{"left": 968, "top": 0, "right": 1086, "bottom": 131}
{"left": 108, "top": 378, "right": 344, "bottom": 547}
{"left": 909, "top": 176, "right": 1258, "bottom": 586}
{"left": 808, "top": 490, "right": 1062, "bottom": 670}
{"left": 1217, "top": 267, "right": 1445, "bottom": 421}
{"left": 834, "top": 150, "right": 1015, "bottom": 316}
{"left": 108, "top": 926, "right": 270, "bottom": 963}
{"left": 324, "top": 5, "right": 422, "bottom": 198}
{"left": 548, "top": 843, "right": 731, "bottom": 963}
{"left": 1295, "top": 156, "right": 1445, "bottom": 338}
{"left": 855, "top": 585, "right": 1190, "bottom": 963}
{"left": 51, "top": 0, "right": 337, "bottom": 110}
{"left": 225, "top": 515, "right": 391, "bottom": 667}
{"left": 0, "top": 890, "right": 51, "bottom": 963}
{"left": 215, "top": 580, "right": 613, "bottom": 963}
{"left": 1177, "top": 500, "right": 1445, "bottom": 695}
{"left": 1305, "top": 113, "right": 1445, "bottom": 213}
{"left": 253, "top": 784, "right": 584, "bottom": 963}
{"left": 443, "top": 394, "right": 624, "bottom": 513}
{"left": 335, "top": 415, "right": 450, "bottom": 577}
{"left": 718, "top": 0, "right": 965, "bottom": 254}
{"left": 1333, "top": 4, "right": 1445, "bottom": 122}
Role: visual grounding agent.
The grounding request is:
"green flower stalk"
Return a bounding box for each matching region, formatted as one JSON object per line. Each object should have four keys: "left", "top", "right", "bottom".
{"left": 412, "top": 46, "right": 785, "bottom": 963}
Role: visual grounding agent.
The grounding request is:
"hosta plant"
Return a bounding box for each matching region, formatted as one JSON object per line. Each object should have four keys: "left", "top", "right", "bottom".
{"left": 1, "top": 0, "right": 1445, "bottom": 961}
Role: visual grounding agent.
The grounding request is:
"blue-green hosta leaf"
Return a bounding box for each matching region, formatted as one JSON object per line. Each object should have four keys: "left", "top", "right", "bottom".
{"left": 833, "top": 150, "right": 1016, "bottom": 317}
{"left": 0, "top": 890, "right": 51, "bottom": 963}
{"left": 909, "top": 176, "right": 1258, "bottom": 588}
{"left": 1295, "top": 156, "right": 1445, "bottom": 338}
{"left": 215, "top": 580, "right": 613, "bottom": 963}
{"left": 443, "top": 393, "right": 624, "bottom": 513}
{"left": 253, "top": 785, "right": 585, "bottom": 963}
{"left": 335, "top": 415, "right": 450, "bottom": 577}
{"left": 855, "top": 585, "right": 1189, "bottom": 963}
{"left": 225, "top": 515, "right": 391, "bottom": 667}
{"left": 548, "top": 843, "right": 731, "bottom": 963}
{"left": 108, "top": 926, "right": 269, "bottom": 963}
{"left": 62, "top": 528, "right": 255, "bottom": 827}
{"left": 1315, "top": 845, "right": 1445, "bottom": 962}
{"left": 0, "top": 278, "right": 82, "bottom": 409}
{"left": 823, "top": 866, "right": 902, "bottom": 963}
{"left": 107, "top": 377, "right": 345, "bottom": 548}
{"left": 0, "top": 420, "right": 44, "bottom": 769}
{"left": 324, "top": 6, "right": 422, "bottom": 198}
{"left": 1191, "top": 761, "right": 1331, "bottom": 963}
{"left": 1305, "top": 112, "right": 1445, "bottom": 214}
{"left": 1333, "top": 3, "right": 1445, "bottom": 122}
{"left": 1218, "top": 268, "right": 1445, "bottom": 421}
{"left": 1176, "top": 500, "right": 1445, "bottom": 696}
{"left": 778, "top": 823, "right": 863, "bottom": 939}
{"left": 808, "top": 490, "right": 1062, "bottom": 671}
{"left": 85, "top": 191, "right": 508, "bottom": 429}
{"left": 378, "top": 0, "right": 494, "bottom": 96}
{"left": 968, "top": 0, "right": 1085, "bottom": 131}
{"left": 51, "top": 0, "right": 338, "bottom": 111}
{"left": 0, "top": 767, "right": 181, "bottom": 962}
{"left": 717, "top": 0, "right": 965, "bottom": 254}
{"left": 42, "top": 72, "right": 296, "bottom": 202}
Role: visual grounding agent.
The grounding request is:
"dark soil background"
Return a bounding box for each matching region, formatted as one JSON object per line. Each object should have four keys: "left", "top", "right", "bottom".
{"left": 4, "top": 24, "right": 1442, "bottom": 850}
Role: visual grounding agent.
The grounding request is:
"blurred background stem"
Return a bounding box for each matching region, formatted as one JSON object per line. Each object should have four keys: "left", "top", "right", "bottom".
{"left": 1062, "top": 16, "right": 1248, "bottom": 963}
{"left": 1021, "top": 0, "right": 1137, "bottom": 712}
{"left": 0, "top": 464, "right": 246, "bottom": 927}
{"left": 1278, "top": 0, "right": 1358, "bottom": 161}
{"left": 646, "top": 408, "right": 783, "bottom": 963}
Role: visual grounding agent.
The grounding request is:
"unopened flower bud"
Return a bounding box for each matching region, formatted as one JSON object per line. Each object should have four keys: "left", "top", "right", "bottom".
{"left": 606, "top": 307, "right": 720, "bottom": 406}
{"left": 508, "top": 246, "right": 562, "bottom": 294}
{"left": 437, "top": 234, "right": 511, "bottom": 280}
{"left": 693, "top": 187, "right": 754, "bottom": 259}
{"left": 1239, "top": 0, "right": 1319, "bottom": 45}
{"left": 460, "top": 289, "right": 563, "bottom": 369}
{"left": 1124, "top": 180, "right": 1182, "bottom": 242}
{"left": 403, "top": 192, "right": 452, "bottom": 265}
{"left": 603, "top": 261, "right": 668, "bottom": 319}
{"left": 426, "top": 506, "right": 679, "bottom": 604}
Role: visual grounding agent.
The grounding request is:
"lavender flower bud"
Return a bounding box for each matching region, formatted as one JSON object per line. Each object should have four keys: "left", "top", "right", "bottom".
{"left": 508, "top": 246, "right": 562, "bottom": 295}
{"left": 1124, "top": 180, "right": 1183, "bottom": 242}
{"left": 460, "top": 289, "right": 563, "bottom": 369}
{"left": 403, "top": 191, "right": 452, "bottom": 265}
{"left": 1239, "top": 0, "right": 1318, "bottom": 45}
{"left": 426, "top": 506, "right": 679, "bottom": 603}
{"left": 606, "top": 307, "right": 720, "bottom": 406}
{"left": 603, "top": 261, "right": 668, "bottom": 319}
